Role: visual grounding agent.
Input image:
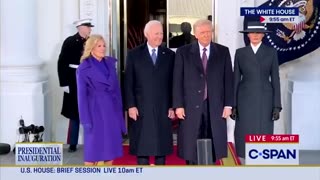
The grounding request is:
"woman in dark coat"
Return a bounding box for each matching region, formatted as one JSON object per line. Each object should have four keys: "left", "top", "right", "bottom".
{"left": 77, "top": 34, "right": 126, "bottom": 165}
{"left": 231, "top": 21, "right": 282, "bottom": 160}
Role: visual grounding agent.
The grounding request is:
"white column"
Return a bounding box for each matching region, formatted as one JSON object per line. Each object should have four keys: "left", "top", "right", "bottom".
{"left": 62, "top": 0, "right": 80, "bottom": 38}
{"left": 37, "top": 0, "right": 62, "bottom": 144}
{"left": 1, "top": 0, "right": 39, "bottom": 67}
{"left": 286, "top": 49, "right": 320, "bottom": 150}
{"left": 79, "top": 0, "right": 98, "bottom": 31}
{"left": 1, "top": 0, "right": 45, "bottom": 82}
{"left": 0, "top": 0, "right": 48, "bottom": 148}
{"left": 51, "top": 0, "right": 83, "bottom": 144}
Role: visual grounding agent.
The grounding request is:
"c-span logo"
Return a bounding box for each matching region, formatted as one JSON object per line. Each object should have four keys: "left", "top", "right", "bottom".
{"left": 248, "top": 149, "right": 297, "bottom": 159}
{"left": 245, "top": 135, "right": 299, "bottom": 165}
{"left": 243, "top": 0, "right": 320, "bottom": 65}
{"left": 15, "top": 143, "right": 63, "bottom": 165}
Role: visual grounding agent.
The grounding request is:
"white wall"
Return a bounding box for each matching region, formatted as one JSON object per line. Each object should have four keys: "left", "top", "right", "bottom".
{"left": 0, "top": 0, "right": 49, "bottom": 148}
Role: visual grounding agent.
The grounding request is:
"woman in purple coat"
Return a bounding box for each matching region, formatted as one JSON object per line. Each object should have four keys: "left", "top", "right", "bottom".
{"left": 76, "top": 34, "right": 126, "bottom": 165}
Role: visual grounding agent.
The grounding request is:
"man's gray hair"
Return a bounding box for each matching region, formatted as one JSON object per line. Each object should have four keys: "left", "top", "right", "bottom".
{"left": 144, "top": 20, "right": 162, "bottom": 37}
{"left": 193, "top": 19, "right": 213, "bottom": 33}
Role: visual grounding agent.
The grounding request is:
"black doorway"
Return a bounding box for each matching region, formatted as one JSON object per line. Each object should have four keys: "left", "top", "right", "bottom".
{"left": 119, "top": 0, "right": 167, "bottom": 139}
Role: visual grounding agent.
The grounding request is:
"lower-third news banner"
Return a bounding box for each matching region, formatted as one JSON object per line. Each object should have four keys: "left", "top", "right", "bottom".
{"left": 3, "top": 141, "right": 319, "bottom": 180}
{"left": 245, "top": 134, "right": 299, "bottom": 165}
{"left": 0, "top": 167, "right": 320, "bottom": 180}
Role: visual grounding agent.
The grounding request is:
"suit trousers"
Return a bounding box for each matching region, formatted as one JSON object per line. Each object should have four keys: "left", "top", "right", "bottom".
{"left": 67, "top": 119, "right": 79, "bottom": 146}
{"left": 137, "top": 156, "right": 166, "bottom": 165}
{"left": 186, "top": 99, "right": 216, "bottom": 165}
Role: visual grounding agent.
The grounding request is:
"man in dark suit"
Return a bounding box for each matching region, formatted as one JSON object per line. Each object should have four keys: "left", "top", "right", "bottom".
{"left": 124, "top": 20, "right": 176, "bottom": 165}
{"left": 57, "top": 19, "right": 93, "bottom": 152}
{"left": 173, "top": 19, "right": 233, "bottom": 165}
{"left": 169, "top": 22, "right": 196, "bottom": 48}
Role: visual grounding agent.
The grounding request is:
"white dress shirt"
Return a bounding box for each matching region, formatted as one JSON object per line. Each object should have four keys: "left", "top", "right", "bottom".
{"left": 147, "top": 43, "right": 158, "bottom": 56}
{"left": 198, "top": 43, "right": 210, "bottom": 59}
{"left": 250, "top": 42, "right": 262, "bottom": 54}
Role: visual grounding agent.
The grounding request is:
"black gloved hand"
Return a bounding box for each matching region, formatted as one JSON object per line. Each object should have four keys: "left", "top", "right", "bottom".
{"left": 230, "top": 108, "right": 237, "bottom": 120}
{"left": 272, "top": 108, "right": 280, "bottom": 121}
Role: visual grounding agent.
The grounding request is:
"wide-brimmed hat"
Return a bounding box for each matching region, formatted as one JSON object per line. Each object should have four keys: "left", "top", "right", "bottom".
{"left": 239, "top": 21, "right": 272, "bottom": 33}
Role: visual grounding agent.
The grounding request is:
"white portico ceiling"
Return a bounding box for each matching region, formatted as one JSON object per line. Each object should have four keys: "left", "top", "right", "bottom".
{"left": 167, "top": 0, "right": 213, "bottom": 33}
{"left": 168, "top": 0, "right": 212, "bottom": 23}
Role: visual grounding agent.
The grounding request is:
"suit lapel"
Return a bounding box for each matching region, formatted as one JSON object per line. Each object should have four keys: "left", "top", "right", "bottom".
{"left": 141, "top": 44, "right": 156, "bottom": 67}
{"left": 209, "top": 42, "right": 216, "bottom": 60}
{"left": 142, "top": 44, "right": 168, "bottom": 68}
{"left": 207, "top": 42, "right": 218, "bottom": 71}
{"left": 255, "top": 44, "right": 267, "bottom": 61}
{"left": 190, "top": 42, "right": 204, "bottom": 73}
{"left": 155, "top": 46, "right": 167, "bottom": 68}
{"left": 245, "top": 46, "right": 258, "bottom": 65}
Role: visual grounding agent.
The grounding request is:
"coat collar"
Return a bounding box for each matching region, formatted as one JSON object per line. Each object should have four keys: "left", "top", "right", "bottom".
{"left": 141, "top": 43, "right": 167, "bottom": 67}
{"left": 245, "top": 43, "right": 267, "bottom": 56}
{"left": 79, "top": 56, "right": 111, "bottom": 85}
{"left": 244, "top": 44, "right": 268, "bottom": 65}
{"left": 74, "top": 32, "right": 87, "bottom": 42}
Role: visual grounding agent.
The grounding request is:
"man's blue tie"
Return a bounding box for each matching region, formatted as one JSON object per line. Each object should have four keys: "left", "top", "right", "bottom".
{"left": 151, "top": 49, "right": 157, "bottom": 65}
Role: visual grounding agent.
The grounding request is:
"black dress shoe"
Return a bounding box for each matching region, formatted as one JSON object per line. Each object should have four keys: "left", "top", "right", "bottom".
{"left": 68, "top": 145, "right": 77, "bottom": 153}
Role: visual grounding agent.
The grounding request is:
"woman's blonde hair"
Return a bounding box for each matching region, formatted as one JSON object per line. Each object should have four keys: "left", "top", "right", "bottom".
{"left": 80, "top": 34, "right": 105, "bottom": 62}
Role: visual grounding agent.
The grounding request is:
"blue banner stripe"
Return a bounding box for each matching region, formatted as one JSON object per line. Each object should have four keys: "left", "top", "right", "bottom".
{"left": 241, "top": 7, "right": 299, "bottom": 16}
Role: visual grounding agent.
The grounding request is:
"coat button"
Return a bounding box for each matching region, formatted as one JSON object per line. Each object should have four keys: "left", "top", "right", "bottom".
{"left": 198, "top": 90, "right": 201, "bottom": 93}
{"left": 196, "top": 105, "right": 200, "bottom": 108}
{"left": 200, "top": 74, "right": 203, "bottom": 78}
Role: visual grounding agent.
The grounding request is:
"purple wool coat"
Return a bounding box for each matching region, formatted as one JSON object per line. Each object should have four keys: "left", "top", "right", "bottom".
{"left": 76, "top": 56, "right": 126, "bottom": 162}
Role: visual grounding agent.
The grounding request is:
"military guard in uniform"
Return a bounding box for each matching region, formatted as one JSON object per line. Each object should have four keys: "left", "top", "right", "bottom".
{"left": 57, "top": 18, "right": 94, "bottom": 152}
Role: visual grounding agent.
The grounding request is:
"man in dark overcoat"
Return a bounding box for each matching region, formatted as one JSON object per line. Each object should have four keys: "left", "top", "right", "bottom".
{"left": 57, "top": 19, "right": 93, "bottom": 152}
{"left": 173, "top": 19, "right": 234, "bottom": 165}
{"left": 124, "top": 20, "right": 175, "bottom": 165}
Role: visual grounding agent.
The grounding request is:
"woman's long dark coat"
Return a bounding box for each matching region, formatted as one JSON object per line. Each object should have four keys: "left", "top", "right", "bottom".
{"left": 233, "top": 44, "right": 281, "bottom": 158}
